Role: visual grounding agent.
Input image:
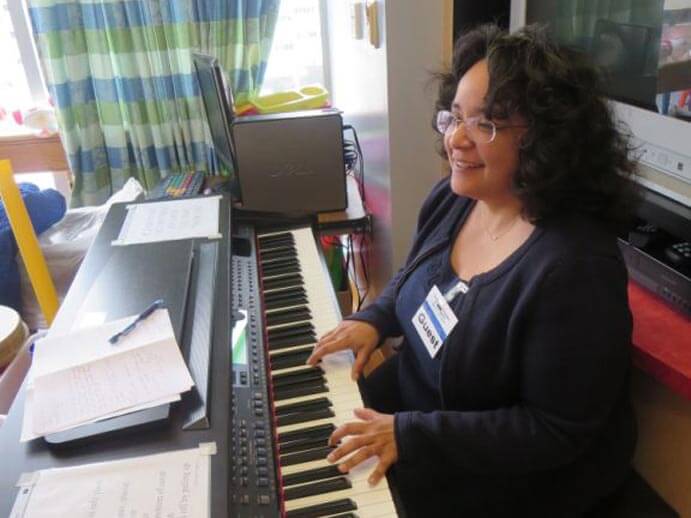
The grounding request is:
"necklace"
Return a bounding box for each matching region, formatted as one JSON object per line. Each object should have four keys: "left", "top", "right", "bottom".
{"left": 480, "top": 207, "right": 521, "bottom": 241}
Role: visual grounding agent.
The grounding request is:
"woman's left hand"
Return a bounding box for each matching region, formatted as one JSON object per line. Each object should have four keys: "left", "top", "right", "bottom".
{"left": 327, "top": 408, "right": 398, "bottom": 486}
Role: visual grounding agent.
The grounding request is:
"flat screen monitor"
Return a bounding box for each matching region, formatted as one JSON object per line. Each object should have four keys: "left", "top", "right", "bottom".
{"left": 192, "top": 52, "right": 241, "bottom": 201}
{"left": 510, "top": 0, "right": 691, "bottom": 209}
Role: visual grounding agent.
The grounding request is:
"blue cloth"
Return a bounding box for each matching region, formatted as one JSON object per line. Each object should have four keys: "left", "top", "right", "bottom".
{"left": 395, "top": 240, "right": 468, "bottom": 411}
{"left": 0, "top": 183, "right": 66, "bottom": 312}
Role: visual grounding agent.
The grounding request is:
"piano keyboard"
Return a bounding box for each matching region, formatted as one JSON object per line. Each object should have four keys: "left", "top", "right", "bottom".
{"left": 257, "top": 227, "right": 398, "bottom": 518}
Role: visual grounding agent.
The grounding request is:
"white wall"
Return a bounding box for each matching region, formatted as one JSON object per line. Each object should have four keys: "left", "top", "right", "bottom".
{"left": 324, "top": 0, "right": 448, "bottom": 295}
{"left": 385, "top": 1, "right": 448, "bottom": 268}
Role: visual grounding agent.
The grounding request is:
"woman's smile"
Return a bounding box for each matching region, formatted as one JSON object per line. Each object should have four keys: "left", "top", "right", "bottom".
{"left": 450, "top": 157, "right": 484, "bottom": 173}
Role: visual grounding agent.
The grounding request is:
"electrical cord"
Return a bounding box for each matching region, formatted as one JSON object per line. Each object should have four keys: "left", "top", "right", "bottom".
{"left": 336, "top": 124, "right": 370, "bottom": 310}
{"left": 343, "top": 139, "right": 358, "bottom": 170}
{"left": 342, "top": 124, "right": 366, "bottom": 204}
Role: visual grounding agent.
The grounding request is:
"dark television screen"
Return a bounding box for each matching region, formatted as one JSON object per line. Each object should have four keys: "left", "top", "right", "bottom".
{"left": 527, "top": 0, "right": 691, "bottom": 122}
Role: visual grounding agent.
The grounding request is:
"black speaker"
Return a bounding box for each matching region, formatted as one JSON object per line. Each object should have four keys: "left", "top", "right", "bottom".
{"left": 232, "top": 109, "right": 347, "bottom": 213}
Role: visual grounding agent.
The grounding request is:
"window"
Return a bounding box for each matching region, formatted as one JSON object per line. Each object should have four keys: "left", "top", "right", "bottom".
{"left": 1, "top": 0, "right": 47, "bottom": 133}
{"left": 261, "top": 0, "right": 327, "bottom": 95}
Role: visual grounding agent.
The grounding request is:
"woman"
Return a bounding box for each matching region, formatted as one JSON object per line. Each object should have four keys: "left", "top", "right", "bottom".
{"left": 307, "top": 24, "right": 637, "bottom": 516}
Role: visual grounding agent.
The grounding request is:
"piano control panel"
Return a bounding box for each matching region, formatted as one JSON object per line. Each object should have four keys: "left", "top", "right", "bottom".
{"left": 230, "top": 224, "right": 280, "bottom": 516}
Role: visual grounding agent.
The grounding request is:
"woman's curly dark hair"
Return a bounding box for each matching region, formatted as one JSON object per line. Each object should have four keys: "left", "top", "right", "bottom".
{"left": 435, "top": 23, "right": 638, "bottom": 229}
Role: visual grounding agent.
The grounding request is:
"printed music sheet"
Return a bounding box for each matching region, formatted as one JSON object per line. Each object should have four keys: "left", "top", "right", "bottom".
{"left": 10, "top": 443, "right": 215, "bottom": 518}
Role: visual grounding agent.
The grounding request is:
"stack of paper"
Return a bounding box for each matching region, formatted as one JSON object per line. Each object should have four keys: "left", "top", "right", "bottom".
{"left": 21, "top": 308, "right": 194, "bottom": 441}
{"left": 10, "top": 443, "right": 215, "bottom": 518}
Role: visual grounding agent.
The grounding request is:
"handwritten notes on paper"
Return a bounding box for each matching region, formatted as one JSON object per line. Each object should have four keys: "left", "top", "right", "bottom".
{"left": 112, "top": 196, "right": 221, "bottom": 246}
{"left": 32, "top": 339, "right": 193, "bottom": 435}
{"left": 21, "top": 309, "right": 194, "bottom": 440}
{"left": 10, "top": 444, "right": 215, "bottom": 518}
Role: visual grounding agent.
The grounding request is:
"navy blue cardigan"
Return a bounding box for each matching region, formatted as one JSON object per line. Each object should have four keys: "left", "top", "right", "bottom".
{"left": 351, "top": 178, "right": 636, "bottom": 512}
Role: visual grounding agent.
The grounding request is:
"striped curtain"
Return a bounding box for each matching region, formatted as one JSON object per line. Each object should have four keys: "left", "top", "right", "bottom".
{"left": 28, "top": 0, "right": 281, "bottom": 206}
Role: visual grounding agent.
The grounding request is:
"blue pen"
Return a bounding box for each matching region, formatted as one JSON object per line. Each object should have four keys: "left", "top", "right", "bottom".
{"left": 108, "top": 299, "right": 166, "bottom": 344}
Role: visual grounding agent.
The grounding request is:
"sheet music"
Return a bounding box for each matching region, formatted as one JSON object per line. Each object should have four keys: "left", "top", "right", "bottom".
{"left": 32, "top": 339, "right": 193, "bottom": 436}
{"left": 10, "top": 443, "right": 215, "bottom": 518}
{"left": 112, "top": 196, "right": 221, "bottom": 246}
{"left": 21, "top": 309, "right": 194, "bottom": 440}
{"left": 30, "top": 310, "right": 172, "bottom": 381}
{"left": 20, "top": 390, "right": 179, "bottom": 442}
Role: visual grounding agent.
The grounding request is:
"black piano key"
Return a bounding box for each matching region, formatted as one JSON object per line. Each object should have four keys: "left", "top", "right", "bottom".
{"left": 272, "top": 367, "right": 324, "bottom": 387}
{"left": 258, "top": 230, "right": 294, "bottom": 241}
{"left": 266, "top": 305, "right": 312, "bottom": 325}
{"left": 268, "top": 332, "right": 316, "bottom": 351}
{"left": 268, "top": 321, "right": 313, "bottom": 340}
{"left": 266, "top": 305, "right": 311, "bottom": 326}
{"left": 261, "top": 256, "right": 299, "bottom": 269}
{"left": 273, "top": 365, "right": 323, "bottom": 379}
{"left": 260, "top": 237, "right": 295, "bottom": 248}
{"left": 262, "top": 261, "right": 300, "bottom": 275}
{"left": 284, "top": 477, "right": 352, "bottom": 501}
{"left": 263, "top": 262, "right": 301, "bottom": 277}
{"left": 270, "top": 349, "right": 313, "bottom": 370}
{"left": 272, "top": 372, "right": 324, "bottom": 389}
{"left": 279, "top": 436, "right": 329, "bottom": 455}
{"left": 265, "top": 302, "right": 309, "bottom": 316}
{"left": 280, "top": 446, "right": 334, "bottom": 467}
{"left": 326, "top": 514, "right": 357, "bottom": 518}
{"left": 264, "top": 286, "right": 307, "bottom": 306}
{"left": 278, "top": 423, "right": 336, "bottom": 443}
{"left": 265, "top": 295, "right": 309, "bottom": 312}
{"left": 261, "top": 256, "right": 299, "bottom": 268}
{"left": 285, "top": 498, "right": 357, "bottom": 518}
{"left": 278, "top": 422, "right": 334, "bottom": 446}
{"left": 265, "top": 292, "right": 307, "bottom": 305}
{"left": 264, "top": 285, "right": 305, "bottom": 299}
{"left": 277, "top": 408, "right": 335, "bottom": 427}
{"left": 260, "top": 245, "right": 296, "bottom": 261}
{"left": 262, "top": 255, "right": 299, "bottom": 267}
{"left": 275, "top": 397, "right": 331, "bottom": 416}
{"left": 282, "top": 465, "right": 343, "bottom": 487}
{"left": 273, "top": 381, "right": 328, "bottom": 401}
{"left": 258, "top": 232, "right": 295, "bottom": 246}
{"left": 263, "top": 273, "right": 303, "bottom": 291}
{"left": 268, "top": 327, "right": 315, "bottom": 343}
{"left": 270, "top": 345, "right": 313, "bottom": 360}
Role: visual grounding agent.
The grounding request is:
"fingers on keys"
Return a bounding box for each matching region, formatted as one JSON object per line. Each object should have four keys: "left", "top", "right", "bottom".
{"left": 306, "top": 336, "right": 342, "bottom": 366}
{"left": 328, "top": 421, "right": 366, "bottom": 447}
{"left": 353, "top": 407, "right": 379, "bottom": 422}
{"left": 367, "top": 459, "right": 391, "bottom": 486}
{"left": 350, "top": 349, "right": 369, "bottom": 381}
{"left": 326, "top": 414, "right": 394, "bottom": 486}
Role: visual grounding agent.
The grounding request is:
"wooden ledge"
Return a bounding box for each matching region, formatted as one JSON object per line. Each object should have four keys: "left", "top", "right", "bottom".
{"left": 0, "top": 132, "right": 68, "bottom": 173}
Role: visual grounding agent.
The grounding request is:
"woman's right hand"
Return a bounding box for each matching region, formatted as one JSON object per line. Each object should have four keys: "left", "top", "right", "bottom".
{"left": 306, "top": 320, "right": 380, "bottom": 381}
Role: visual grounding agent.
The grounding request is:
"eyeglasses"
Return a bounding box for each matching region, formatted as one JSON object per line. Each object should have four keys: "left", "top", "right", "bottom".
{"left": 436, "top": 110, "right": 526, "bottom": 144}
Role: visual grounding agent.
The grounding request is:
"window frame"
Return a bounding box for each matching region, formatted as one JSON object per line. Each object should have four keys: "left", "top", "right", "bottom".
{"left": 261, "top": 0, "right": 332, "bottom": 96}
{"left": 6, "top": 0, "right": 47, "bottom": 103}
{"left": 318, "top": 0, "right": 332, "bottom": 96}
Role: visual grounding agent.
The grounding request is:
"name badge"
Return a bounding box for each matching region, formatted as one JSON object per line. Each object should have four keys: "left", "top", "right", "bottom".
{"left": 412, "top": 285, "right": 458, "bottom": 358}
